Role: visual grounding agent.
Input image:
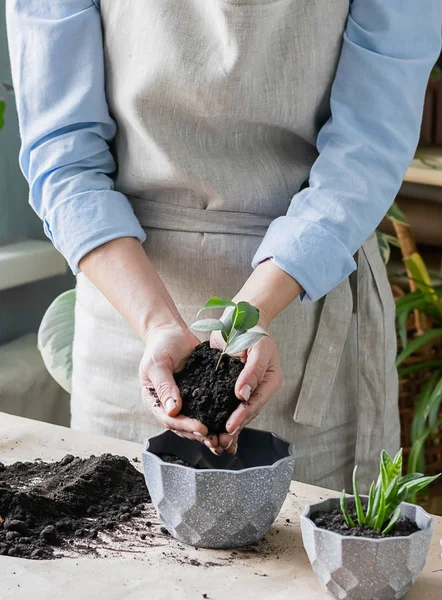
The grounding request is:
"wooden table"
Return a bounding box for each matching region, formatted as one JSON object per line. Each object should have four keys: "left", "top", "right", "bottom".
{"left": 1, "top": 413, "right": 441, "bottom": 600}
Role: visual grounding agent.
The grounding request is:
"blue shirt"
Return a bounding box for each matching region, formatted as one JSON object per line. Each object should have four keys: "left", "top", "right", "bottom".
{"left": 6, "top": 1, "right": 441, "bottom": 302}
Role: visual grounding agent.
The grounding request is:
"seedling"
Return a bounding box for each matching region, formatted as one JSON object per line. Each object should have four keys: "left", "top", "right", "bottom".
{"left": 191, "top": 297, "right": 267, "bottom": 369}
{"left": 340, "top": 449, "right": 440, "bottom": 535}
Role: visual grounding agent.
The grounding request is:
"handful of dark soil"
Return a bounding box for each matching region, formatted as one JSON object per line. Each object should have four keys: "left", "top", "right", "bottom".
{"left": 175, "top": 341, "right": 244, "bottom": 434}
{"left": 0, "top": 454, "right": 150, "bottom": 560}
{"left": 312, "top": 508, "right": 419, "bottom": 539}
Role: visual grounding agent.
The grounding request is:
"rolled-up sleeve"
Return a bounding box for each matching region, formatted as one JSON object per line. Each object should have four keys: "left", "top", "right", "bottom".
{"left": 6, "top": 0, "right": 146, "bottom": 274}
{"left": 252, "top": 0, "right": 442, "bottom": 301}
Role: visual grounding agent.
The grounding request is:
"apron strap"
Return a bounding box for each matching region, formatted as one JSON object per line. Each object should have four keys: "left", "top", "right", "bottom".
{"left": 293, "top": 277, "right": 353, "bottom": 428}
{"left": 354, "top": 236, "right": 389, "bottom": 485}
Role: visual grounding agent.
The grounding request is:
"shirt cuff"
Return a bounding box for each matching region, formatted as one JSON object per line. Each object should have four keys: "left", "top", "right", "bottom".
{"left": 251, "top": 216, "right": 357, "bottom": 302}
{"left": 43, "top": 190, "right": 147, "bottom": 274}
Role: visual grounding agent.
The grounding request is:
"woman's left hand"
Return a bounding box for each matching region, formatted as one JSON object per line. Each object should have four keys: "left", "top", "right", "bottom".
{"left": 210, "top": 328, "right": 283, "bottom": 455}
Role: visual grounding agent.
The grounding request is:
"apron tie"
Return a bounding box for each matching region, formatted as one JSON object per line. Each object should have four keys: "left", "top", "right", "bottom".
{"left": 130, "top": 197, "right": 273, "bottom": 236}
{"left": 293, "top": 277, "right": 354, "bottom": 428}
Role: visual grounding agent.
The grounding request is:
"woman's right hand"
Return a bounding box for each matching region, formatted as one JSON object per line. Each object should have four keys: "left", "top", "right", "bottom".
{"left": 140, "top": 324, "right": 221, "bottom": 449}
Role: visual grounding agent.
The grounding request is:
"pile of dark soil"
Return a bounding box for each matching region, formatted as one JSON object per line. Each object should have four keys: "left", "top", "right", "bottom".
{"left": 176, "top": 342, "right": 244, "bottom": 433}
{"left": 312, "top": 508, "right": 419, "bottom": 538}
{"left": 0, "top": 454, "right": 150, "bottom": 560}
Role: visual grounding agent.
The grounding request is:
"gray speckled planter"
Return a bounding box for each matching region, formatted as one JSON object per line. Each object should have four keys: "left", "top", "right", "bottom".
{"left": 301, "top": 497, "right": 433, "bottom": 600}
{"left": 142, "top": 427, "right": 294, "bottom": 549}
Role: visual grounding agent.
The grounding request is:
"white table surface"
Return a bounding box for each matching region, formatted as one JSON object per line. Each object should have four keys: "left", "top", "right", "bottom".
{"left": 1, "top": 413, "right": 441, "bottom": 600}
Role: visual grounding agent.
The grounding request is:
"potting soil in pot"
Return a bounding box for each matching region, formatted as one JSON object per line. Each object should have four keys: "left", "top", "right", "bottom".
{"left": 312, "top": 508, "right": 420, "bottom": 539}
{"left": 0, "top": 454, "right": 151, "bottom": 559}
{"left": 158, "top": 453, "right": 200, "bottom": 468}
{"left": 175, "top": 341, "right": 244, "bottom": 434}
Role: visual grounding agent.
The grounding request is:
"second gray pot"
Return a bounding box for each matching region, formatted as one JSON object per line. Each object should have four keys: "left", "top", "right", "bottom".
{"left": 301, "top": 497, "right": 433, "bottom": 600}
{"left": 142, "top": 427, "right": 294, "bottom": 548}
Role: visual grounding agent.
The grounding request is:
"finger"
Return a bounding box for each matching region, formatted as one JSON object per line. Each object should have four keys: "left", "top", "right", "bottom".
{"left": 225, "top": 438, "right": 238, "bottom": 456}
{"left": 227, "top": 369, "right": 282, "bottom": 433}
{"left": 163, "top": 413, "right": 209, "bottom": 437}
{"left": 234, "top": 339, "right": 275, "bottom": 401}
{"left": 171, "top": 430, "right": 201, "bottom": 442}
{"left": 172, "top": 428, "right": 222, "bottom": 454}
{"left": 143, "top": 387, "right": 209, "bottom": 437}
{"left": 148, "top": 361, "right": 183, "bottom": 417}
{"left": 170, "top": 430, "right": 224, "bottom": 457}
{"left": 218, "top": 431, "right": 237, "bottom": 450}
{"left": 219, "top": 431, "right": 239, "bottom": 455}
{"left": 172, "top": 430, "right": 223, "bottom": 451}
{"left": 204, "top": 441, "right": 224, "bottom": 456}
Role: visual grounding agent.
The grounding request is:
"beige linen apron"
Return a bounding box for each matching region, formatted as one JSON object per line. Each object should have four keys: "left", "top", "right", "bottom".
{"left": 71, "top": 0, "right": 400, "bottom": 491}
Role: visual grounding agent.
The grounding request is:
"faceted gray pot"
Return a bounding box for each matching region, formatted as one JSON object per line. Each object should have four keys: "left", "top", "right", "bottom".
{"left": 142, "top": 427, "right": 294, "bottom": 549}
{"left": 300, "top": 496, "right": 433, "bottom": 600}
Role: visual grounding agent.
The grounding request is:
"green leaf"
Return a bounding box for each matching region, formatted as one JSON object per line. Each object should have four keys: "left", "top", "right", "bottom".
{"left": 384, "top": 476, "right": 399, "bottom": 505}
{"left": 380, "top": 458, "right": 389, "bottom": 491}
{"left": 382, "top": 507, "right": 402, "bottom": 536}
{"left": 352, "top": 466, "right": 365, "bottom": 525}
{"left": 368, "top": 482, "right": 383, "bottom": 529}
{"left": 398, "top": 473, "right": 423, "bottom": 486}
{"left": 430, "top": 65, "right": 442, "bottom": 81}
{"left": 340, "top": 490, "right": 355, "bottom": 528}
{"left": 221, "top": 311, "right": 234, "bottom": 340}
{"left": 396, "top": 328, "right": 442, "bottom": 367}
{"left": 379, "top": 450, "right": 401, "bottom": 492}
{"left": 0, "top": 100, "right": 4, "bottom": 130}
{"left": 198, "top": 297, "right": 236, "bottom": 314}
{"left": 224, "top": 331, "right": 268, "bottom": 355}
{"left": 398, "top": 360, "right": 442, "bottom": 377}
{"left": 373, "top": 488, "right": 386, "bottom": 531}
{"left": 386, "top": 203, "right": 409, "bottom": 226}
{"left": 411, "top": 372, "right": 440, "bottom": 445}
{"left": 37, "top": 289, "right": 76, "bottom": 394}
{"left": 190, "top": 318, "right": 225, "bottom": 332}
{"left": 427, "top": 375, "right": 442, "bottom": 430}
{"left": 395, "top": 294, "right": 429, "bottom": 319}
{"left": 376, "top": 231, "right": 391, "bottom": 265}
{"left": 408, "top": 426, "right": 436, "bottom": 477}
{"left": 231, "top": 301, "right": 260, "bottom": 332}
{"left": 383, "top": 234, "right": 401, "bottom": 248}
{"left": 399, "top": 474, "right": 440, "bottom": 501}
{"left": 382, "top": 449, "right": 394, "bottom": 473}
{"left": 405, "top": 253, "right": 442, "bottom": 316}
{"left": 397, "top": 310, "right": 409, "bottom": 351}
{"left": 392, "top": 449, "right": 403, "bottom": 474}
{"left": 365, "top": 481, "right": 375, "bottom": 522}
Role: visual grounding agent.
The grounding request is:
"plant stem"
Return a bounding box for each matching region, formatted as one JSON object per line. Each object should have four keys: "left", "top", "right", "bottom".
{"left": 216, "top": 326, "right": 240, "bottom": 371}
{"left": 215, "top": 351, "right": 224, "bottom": 371}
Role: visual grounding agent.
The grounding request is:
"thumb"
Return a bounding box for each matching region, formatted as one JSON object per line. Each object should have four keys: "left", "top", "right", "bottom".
{"left": 148, "top": 362, "right": 182, "bottom": 417}
{"left": 235, "top": 339, "right": 274, "bottom": 401}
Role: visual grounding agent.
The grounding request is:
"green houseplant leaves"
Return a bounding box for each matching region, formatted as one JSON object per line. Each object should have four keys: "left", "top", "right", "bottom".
{"left": 38, "top": 289, "right": 76, "bottom": 393}
{"left": 376, "top": 202, "right": 409, "bottom": 265}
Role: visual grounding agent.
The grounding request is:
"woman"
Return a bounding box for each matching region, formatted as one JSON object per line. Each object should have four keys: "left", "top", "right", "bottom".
{"left": 7, "top": 1, "right": 441, "bottom": 491}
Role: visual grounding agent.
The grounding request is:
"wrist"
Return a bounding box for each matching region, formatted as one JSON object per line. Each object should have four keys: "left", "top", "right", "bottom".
{"left": 233, "top": 260, "right": 302, "bottom": 327}
{"left": 140, "top": 310, "right": 187, "bottom": 344}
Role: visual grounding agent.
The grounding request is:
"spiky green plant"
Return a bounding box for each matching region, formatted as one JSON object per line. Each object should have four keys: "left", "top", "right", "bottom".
{"left": 340, "top": 449, "right": 440, "bottom": 535}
